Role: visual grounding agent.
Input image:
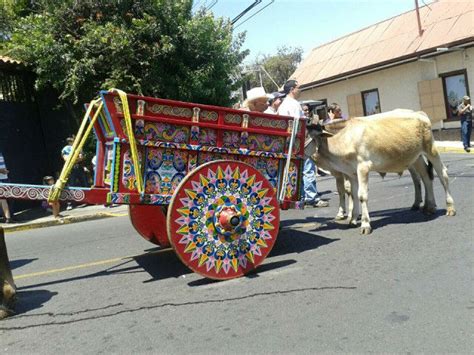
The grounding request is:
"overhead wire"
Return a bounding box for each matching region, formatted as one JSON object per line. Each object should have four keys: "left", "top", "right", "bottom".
{"left": 231, "top": 0, "right": 261, "bottom": 25}
{"left": 234, "top": 0, "right": 274, "bottom": 29}
{"left": 206, "top": 0, "right": 218, "bottom": 11}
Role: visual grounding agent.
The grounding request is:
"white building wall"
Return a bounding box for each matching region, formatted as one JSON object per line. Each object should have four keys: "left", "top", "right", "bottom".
{"left": 299, "top": 47, "right": 474, "bottom": 130}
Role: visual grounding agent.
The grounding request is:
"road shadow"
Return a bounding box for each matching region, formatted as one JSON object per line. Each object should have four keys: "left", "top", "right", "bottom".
{"left": 270, "top": 227, "right": 339, "bottom": 257}
{"left": 369, "top": 207, "right": 445, "bottom": 230}
{"left": 307, "top": 206, "right": 445, "bottom": 233}
{"left": 15, "top": 220, "right": 340, "bottom": 289}
{"left": 187, "top": 259, "right": 298, "bottom": 287}
{"left": 13, "top": 289, "right": 58, "bottom": 316}
{"left": 10, "top": 258, "right": 38, "bottom": 270}
{"left": 136, "top": 250, "right": 193, "bottom": 282}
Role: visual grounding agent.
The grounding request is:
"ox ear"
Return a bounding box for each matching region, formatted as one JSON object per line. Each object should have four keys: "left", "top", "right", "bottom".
{"left": 321, "top": 128, "right": 334, "bottom": 138}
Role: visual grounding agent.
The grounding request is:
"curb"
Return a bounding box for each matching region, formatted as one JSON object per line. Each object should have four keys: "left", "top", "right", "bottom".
{"left": 2, "top": 211, "right": 128, "bottom": 233}
{"left": 437, "top": 146, "right": 471, "bottom": 154}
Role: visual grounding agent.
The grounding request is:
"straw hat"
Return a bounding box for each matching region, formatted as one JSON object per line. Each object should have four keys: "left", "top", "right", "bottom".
{"left": 244, "top": 87, "right": 271, "bottom": 104}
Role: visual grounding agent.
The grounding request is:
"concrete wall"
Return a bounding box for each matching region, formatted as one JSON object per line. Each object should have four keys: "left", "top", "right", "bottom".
{"left": 299, "top": 47, "right": 474, "bottom": 131}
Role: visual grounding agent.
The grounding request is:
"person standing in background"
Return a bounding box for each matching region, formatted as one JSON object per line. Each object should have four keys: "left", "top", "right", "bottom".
{"left": 0, "top": 152, "right": 13, "bottom": 223}
{"left": 457, "top": 95, "right": 472, "bottom": 152}
{"left": 264, "top": 92, "right": 285, "bottom": 114}
{"left": 61, "top": 136, "right": 88, "bottom": 210}
{"left": 278, "top": 80, "right": 328, "bottom": 208}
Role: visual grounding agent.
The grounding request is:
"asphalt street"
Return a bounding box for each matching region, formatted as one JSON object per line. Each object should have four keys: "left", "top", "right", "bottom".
{"left": 1, "top": 153, "right": 473, "bottom": 353}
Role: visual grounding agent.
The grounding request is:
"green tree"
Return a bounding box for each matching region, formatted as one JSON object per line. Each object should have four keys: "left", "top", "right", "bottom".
{"left": 0, "top": 0, "right": 248, "bottom": 107}
{"left": 245, "top": 45, "right": 303, "bottom": 93}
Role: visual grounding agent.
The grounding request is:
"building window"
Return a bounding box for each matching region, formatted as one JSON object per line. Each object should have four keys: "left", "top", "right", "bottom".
{"left": 361, "top": 89, "right": 381, "bottom": 116}
{"left": 441, "top": 70, "right": 469, "bottom": 120}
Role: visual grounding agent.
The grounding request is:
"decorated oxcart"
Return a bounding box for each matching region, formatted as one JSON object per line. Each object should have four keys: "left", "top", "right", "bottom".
{"left": 0, "top": 89, "right": 306, "bottom": 280}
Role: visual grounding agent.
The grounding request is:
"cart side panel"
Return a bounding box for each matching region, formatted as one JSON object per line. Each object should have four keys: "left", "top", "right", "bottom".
{"left": 143, "top": 147, "right": 188, "bottom": 195}
{"left": 100, "top": 92, "right": 306, "bottom": 208}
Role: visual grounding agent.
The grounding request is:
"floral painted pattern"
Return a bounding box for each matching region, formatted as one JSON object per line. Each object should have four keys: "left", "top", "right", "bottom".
{"left": 144, "top": 148, "right": 187, "bottom": 195}
{"left": 145, "top": 122, "right": 189, "bottom": 143}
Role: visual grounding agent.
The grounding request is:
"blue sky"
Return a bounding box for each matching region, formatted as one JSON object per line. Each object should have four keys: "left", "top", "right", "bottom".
{"left": 199, "top": 0, "right": 434, "bottom": 63}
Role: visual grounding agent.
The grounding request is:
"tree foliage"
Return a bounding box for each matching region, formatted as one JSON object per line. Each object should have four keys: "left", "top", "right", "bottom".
{"left": 245, "top": 46, "right": 303, "bottom": 93}
{"left": 0, "top": 0, "right": 248, "bottom": 106}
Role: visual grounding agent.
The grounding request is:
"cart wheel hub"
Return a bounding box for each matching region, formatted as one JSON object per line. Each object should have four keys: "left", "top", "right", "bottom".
{"left": 215, "top": 206, "right": 242, "bottom": 232}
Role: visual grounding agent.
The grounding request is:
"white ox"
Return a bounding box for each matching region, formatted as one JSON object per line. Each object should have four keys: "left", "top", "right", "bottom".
{"left": 305, "top": 109, "right": 456, "bottom": 234}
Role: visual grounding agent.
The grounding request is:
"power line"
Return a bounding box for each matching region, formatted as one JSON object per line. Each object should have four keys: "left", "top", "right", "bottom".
{"left": 231, "top": 0, "right": 262, "bottom": 25}
{"left": 206, "top": 0, "right": 218, "bottom": 11}
{"left": 192, "top": 0, "right": 203, "bottom": 10}
{"left": 234, "top": 0, "right": 275, "bottom": 29}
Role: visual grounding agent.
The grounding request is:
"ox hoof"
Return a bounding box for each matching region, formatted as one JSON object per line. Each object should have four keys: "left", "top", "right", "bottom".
{"left": 359, "top": 226, "right": 372, "bottom": 235}
{"left": 335, "top": 213, "right": 346, "bottom": 220}
{"left": 446, "top": 207, "right": 456, "bottom": 216}
{"left": 0, "top": 306, "right": 13, "bottom": 320}
{"left": 422, "top": 206, "right": 437, "bottom": 215}
{"left": 410, "top": 204, "right": 420, "bottom": 211}
{"left": 347, "top": 218, "right": 358, "bottom": 228}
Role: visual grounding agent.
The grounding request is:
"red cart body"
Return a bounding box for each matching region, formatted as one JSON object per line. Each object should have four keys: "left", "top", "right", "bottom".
{"left": 0, "top": 90, "right": 306, "bottom": 279}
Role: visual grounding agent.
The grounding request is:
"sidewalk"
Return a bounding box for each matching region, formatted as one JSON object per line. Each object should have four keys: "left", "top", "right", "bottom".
{"left": 1, "top": 204, "right": 129, "bottom": 233}
{"left": 436, "top": 140, "right": 473, "bottom": 153}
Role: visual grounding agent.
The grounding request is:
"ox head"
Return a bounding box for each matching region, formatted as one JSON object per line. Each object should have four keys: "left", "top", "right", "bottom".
{"left": 0, "top": 227, "right": 16, "bottom": 320}
{"left": 304, "top": 123, "right": 333, "bottom": 161}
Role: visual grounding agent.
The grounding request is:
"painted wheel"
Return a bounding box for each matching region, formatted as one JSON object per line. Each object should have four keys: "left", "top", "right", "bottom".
{"left": 167, "top": 160, "right": 280, "bottom": 280}
{"left": 129, "top": 205, "right": 170, "bottom": 247}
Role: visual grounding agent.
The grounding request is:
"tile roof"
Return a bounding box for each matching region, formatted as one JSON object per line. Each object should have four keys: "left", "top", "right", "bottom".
{"left": 293, "top": 0, "right": 474, "bottom": 88}
{"left": 0, "top": 55, "right": 22, "bottom": 65}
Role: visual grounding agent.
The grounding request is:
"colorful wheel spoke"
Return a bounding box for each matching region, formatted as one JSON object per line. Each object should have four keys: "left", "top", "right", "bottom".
{"left": 167, "top": 160, "right": 280, "bottom": 280}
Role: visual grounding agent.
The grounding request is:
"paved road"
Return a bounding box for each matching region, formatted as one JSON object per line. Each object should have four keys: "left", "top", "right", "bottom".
{"left": 1, "top": 153, "right": 473, "bottom": 353}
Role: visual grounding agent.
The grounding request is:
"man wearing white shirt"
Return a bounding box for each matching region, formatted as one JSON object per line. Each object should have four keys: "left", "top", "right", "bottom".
{"left": 278, "top": 80, "right": 328, "bottom": 208}
{"left": 264, "top": 92, "right": 285, "bottom": 115}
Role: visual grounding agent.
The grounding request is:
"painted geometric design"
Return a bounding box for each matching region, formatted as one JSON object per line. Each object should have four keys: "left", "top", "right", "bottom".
{"left": 103, "top": 144, "right": 114, "bottom": 186}
{"left": 241, "top": 156, "right": 279, "bottom": 189}
{"left": 136, "top": 139, "right": 295, "bottom": 159}
{"left": 122, "top": 148, "right": 142, "bottom": 191}
{"left": 248, "top": 134, "right": 285, "bottom": 153}
{"left": 144, "top": 122, "right": 189, "bottom": 143}
{"left": 198, "top": 129, "right": 217, "bottom": 146}
{"left": 0, "top": 184, "right": 85, "bottom": 202}
{"left": 108, "top": 193, "right": 172, "bottom": 205}
{"left": 197, "top": 152, "right": 239, "bottom": 166}
{"left": 285, "top": 161, "right": 299, "bottom": 199}
{"left": 135, "top": 119, "right": 145, "bottom": 137}
{"left": 148, "top": 104, "right": 193, "bottom": 118}
{"left": 224, "top": 113, "right": 242, "bottom": 124}
{"left": 168, "top": 161, "right": 280, "bottom": 280}
{"left": 251, "top": 116, "right": 287, "bottom": 130}
{"left": 144, "top": 148, "right": 187, "bottom": 195}
{"left": 199, "top": 110, "right": 218, "bottom": 121}
{"left": 222, "top": 131, "right": 241, "bottom": 149}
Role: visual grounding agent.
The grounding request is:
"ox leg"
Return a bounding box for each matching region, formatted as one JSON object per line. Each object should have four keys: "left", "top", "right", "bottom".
{"left": 346, "top": 175, "right": 359, "bottom": 228}
{"left": 408, "top": 165, "right": 422, "bottom": 210}
{"left": 412, "top": 156, "right": 436, "bottom": 214}
{"left": 0, "top": 227, "right": 16, "bottom": 320}
{"left": 425, "top": 150, "right": 456, "bottom": 216}
{"left": 334, "top": 173, "right": 346, "bottom": 220}
{"left": 357, "top": 164, "right": 372, "bottom": 235}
